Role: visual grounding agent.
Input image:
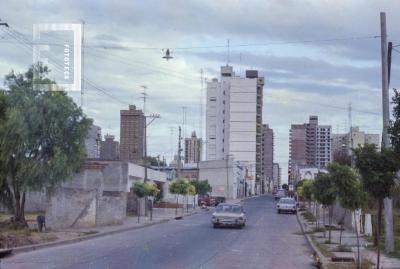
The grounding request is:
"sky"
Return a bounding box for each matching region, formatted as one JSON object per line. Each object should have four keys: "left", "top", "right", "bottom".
{"left": 1, "top": 0, "right": 400, "bottom": 183}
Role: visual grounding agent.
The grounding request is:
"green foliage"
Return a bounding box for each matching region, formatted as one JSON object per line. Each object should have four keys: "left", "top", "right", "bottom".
{"left": 328, "top": 162, "right": 366, "bottom": 211}
{"left": 145, "top": 156, "right": 166, "bottom": 167}
{"left": 169, "top": 177, "right": 191, "bottom": 195}
{"left": 0, "top": 65, "right": 91, "bottom": 221}
{"left": 312, "top": 173, "right": 336, "bottom": 207}
{"left": 353, "top": 144, "right": 399, "bottom": 200}
{"left": 131, "top": 182, "right": 160, "bottom": 198}
{"left": 186, "top": 184, "right": 196, "bottom": 196}
{"left": 302, "top": 180, "right": 314, "bottom": 202}
{"left": 190, "top": 180, "right": 212, "bottom": 195}
{"left": 389, "top": 88, "right": 400, "bottom": 155}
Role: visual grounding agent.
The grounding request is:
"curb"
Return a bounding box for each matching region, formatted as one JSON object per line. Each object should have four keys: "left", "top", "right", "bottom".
{"left": 296, "top": 211, "right": 329, "bottom": 267}
{"left": 7, "top": 210, "right": 200, "bottom": 255}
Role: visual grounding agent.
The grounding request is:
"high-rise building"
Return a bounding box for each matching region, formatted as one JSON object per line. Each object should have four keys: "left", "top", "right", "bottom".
{"left": 120, "top": 105, "right": 145, "bottom": 162}
{"left": 85, "top": 122, "right": 101, "bottom": 159}
{"left": 331, "top": 127, "right": 380, "bottom": 160}
{"left": 261, "top": 124, "right": 274, "bottom": 192}
{"left": 289, "top": 116, "right": 331, "bottom": 182}
{"left": 272, "top": 163, "right": 281, "bottom": 189}
{"left": 100, "top": 134, "right": 119, "bottom": 160}
{"left": 206, "top": 65, "right": 264, "bottom": 194}
{"left": 184, "top": 131, "right": 202, "bottom": 163}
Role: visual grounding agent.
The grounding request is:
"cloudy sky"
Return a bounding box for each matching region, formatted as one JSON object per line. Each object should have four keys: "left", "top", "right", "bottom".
{"left": 1, "top": 0, "right": 400, "bottom": 182}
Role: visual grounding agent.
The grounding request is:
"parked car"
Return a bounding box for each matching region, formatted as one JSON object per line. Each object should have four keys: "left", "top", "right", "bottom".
{"left": 198, "top": 194, "right": 215, "bottom": 207}
{"left": 212, "top": 203, "right": 246, "bottom": 228}
{"left": 277, "top": 197, "right": 297, "bottom": 214}
{"left": 214, "top": 196, "right": 226, "bottom": 206}
{"left": 274, "top": 189, "right": 286, "bottom": 200}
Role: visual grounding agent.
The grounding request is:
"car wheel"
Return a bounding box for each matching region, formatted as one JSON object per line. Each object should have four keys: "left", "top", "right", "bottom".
{"left": 277, "top": 210, "right": 280, "bottom": 214}
{"left": 213, "top": 223, "right": 219, "bottom": 228}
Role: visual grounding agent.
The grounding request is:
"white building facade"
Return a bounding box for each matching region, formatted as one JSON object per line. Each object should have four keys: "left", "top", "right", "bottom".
{"left": 206, "top": 66, "right": 264, "bottom": 195}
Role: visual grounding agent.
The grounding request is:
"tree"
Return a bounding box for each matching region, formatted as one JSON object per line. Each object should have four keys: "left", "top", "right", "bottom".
{"left": 312, "top": 173, "right": 337, "bottom": 242}
{"left": 131, "top": 182, "right": 160, "bottom": 223}
{"left": 302, "top": 180, "right": 314, "bottom": 211}
{"left": 0, "top": 92, "right": 14, "bottom": 213}
{"left": 354, "top": 144, "right": 400, "bottom": 269}
{"left": 186, "top": 183, "right": 196, "bottom": 212}
{"left": 169, "top": 177, "right": 190, "bottom": 217}
{"left": 0, "top": 65, "right": 90, "bottom": 225}
{"left": 191, "top": 180, "right": 212, "bottom": 195}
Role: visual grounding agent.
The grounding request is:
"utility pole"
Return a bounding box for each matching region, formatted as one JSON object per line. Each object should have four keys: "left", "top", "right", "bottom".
{"left": 225, "top": 155, "right": 230, "bottom": 199}
{"left": 380, "top": 11, "right": 395, "bottom": 253}
{"left": 177, "top": 126, "right": 182, "bottom": 177}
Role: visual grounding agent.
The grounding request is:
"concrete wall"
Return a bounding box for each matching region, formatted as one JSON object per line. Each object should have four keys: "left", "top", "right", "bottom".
{"left": 46, "top": 161, "right": 129, "bottom": 229}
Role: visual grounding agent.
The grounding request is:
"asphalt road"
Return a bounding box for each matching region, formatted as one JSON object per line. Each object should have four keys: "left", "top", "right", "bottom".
{"left": 2, "top": 195, "right": 314, "bottom": 269}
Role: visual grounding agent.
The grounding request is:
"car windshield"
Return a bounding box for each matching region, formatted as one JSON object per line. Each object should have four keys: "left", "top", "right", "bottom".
{"left": 280, "top": 199, "right": 295, "bottom": 204}
{"left": 216, "top": 205, "right": 242, "bottom": 213}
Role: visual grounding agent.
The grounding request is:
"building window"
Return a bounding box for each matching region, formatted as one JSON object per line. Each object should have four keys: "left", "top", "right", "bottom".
{"left": 209, "top": 97, "right": 216, "bottom": 101}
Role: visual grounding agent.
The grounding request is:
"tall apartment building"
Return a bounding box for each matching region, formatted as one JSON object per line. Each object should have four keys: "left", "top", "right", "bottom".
{"left": 120, "top": 105, "right": 145, "bottom": 162}
{"left": 206, "top": 65, "right": 264, "bottom": 193}
{"left": 272, "top": 163, "right": 281, "bottom": 189}
{"left": 289, "top": 116, "right": 331, "bottom": 182}
{"left": 85, "top": 122, "right": 101, "bottom": 159}
{"left": 100, "top": 134, "right": 119, "bottom": 160}
{"left": 184, "top": 131, "right": 202, "bottom": 163}
{"left": 331, "top": 127, "right": 380, "bottom": 159}
{"left": 261, "top": 124, "right": 274, "bottom": 192}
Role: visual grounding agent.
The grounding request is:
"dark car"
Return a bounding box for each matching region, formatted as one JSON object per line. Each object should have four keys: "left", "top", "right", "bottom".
{"left": 274, "top": 189, "right": 286, "bottom": 200}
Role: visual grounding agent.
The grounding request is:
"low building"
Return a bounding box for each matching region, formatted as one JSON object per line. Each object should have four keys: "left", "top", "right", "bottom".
{"left": 46, "top": 160, "right": 167, "bottom": 229}
{"left": 198, "top": 159, "right": 245, "bottom": 199}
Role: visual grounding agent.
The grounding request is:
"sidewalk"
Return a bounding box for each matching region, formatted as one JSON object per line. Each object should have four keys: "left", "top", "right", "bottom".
{"left": 297, "top": 207, "right": 400, "bottom": 268}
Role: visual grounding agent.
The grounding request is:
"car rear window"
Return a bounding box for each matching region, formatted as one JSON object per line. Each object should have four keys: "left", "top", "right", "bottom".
{"left": 280, "top": 199, "right": 295, "bottom": 204}
{"left": 216, "top": 205, "right": 242, "bottom": 213}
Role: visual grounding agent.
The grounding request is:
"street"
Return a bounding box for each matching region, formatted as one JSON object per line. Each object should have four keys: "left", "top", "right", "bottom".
{"left": 2, "top": 195, "right": 314, "bottom": 269}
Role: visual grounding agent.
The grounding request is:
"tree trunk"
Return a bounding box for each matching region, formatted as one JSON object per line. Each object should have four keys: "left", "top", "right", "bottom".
{"left": 339, "top": 209, "right": 347, "bottom": 246}
{"left": 354, "top": 211, "right": 361, "bottom": 269}
{"left": 377, "top": 199, "right": 383, "bottom": 269}
{"left": 137, "top": 199, "right": 140, "bottom": 223}
{"left": 175, "top": 195, "right": 178, "bottom": 216}
{"left": 12, "top": 189, "right": 28, "bottom": 227}
{"left": 323, "top": 206, "right": 326, "bottom": 238}
{"left": 328, "top": 205, "right": 332, "bottom": 242}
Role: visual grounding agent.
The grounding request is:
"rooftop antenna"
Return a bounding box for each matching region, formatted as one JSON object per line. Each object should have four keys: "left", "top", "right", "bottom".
{"left": 140, "top": 85, "right": 148, "bottom": 114}
{"left": 227, "top": 39, "right": 230, "bottom": 65}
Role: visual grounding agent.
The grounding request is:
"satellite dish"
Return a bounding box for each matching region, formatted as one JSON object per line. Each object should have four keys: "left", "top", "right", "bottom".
{"left": 162, "top": 49, "right": 173, "bottom": 60}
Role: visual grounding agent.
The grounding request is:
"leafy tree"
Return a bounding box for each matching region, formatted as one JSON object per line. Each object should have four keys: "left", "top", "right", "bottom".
{"left": 144, "top": 156, "right": 166, "bottom": 167}
{"left": 0, "top": 92, "right": 14, "bottom": 213}
{"left": 354, "top": 144, "right": 400, "bottom": 269}
{"left": 186, "top": 183, "right": 196, "bottom": 212}
{"left": 0, "top": 65, "right": 90, "bottom": 225}
{"left": 191, "top": 180, "right": 212, "bottom": 195}
{"left": 131, "top": 182, "right": 160, "bottom": 223}
{"left": 312, "top": 173, "right": 337, "bottom": 241}
{"left": 302, "top": 180, "right": 314, "bottom": 210}
{"left": 169, "top": 177, "right": 190, "bottom": 216}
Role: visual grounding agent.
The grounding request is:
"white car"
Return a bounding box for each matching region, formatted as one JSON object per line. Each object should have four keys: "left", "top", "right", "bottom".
{"left": 212, "top": 203, "right": 246, "bottom": 229}
{"left": 277, "top": 197, "right": 297, "bottom": 214}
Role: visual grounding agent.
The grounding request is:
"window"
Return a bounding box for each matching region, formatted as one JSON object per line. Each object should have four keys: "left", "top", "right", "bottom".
{"left": 209, "top": 97, "right": 216, "bottom": 101}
